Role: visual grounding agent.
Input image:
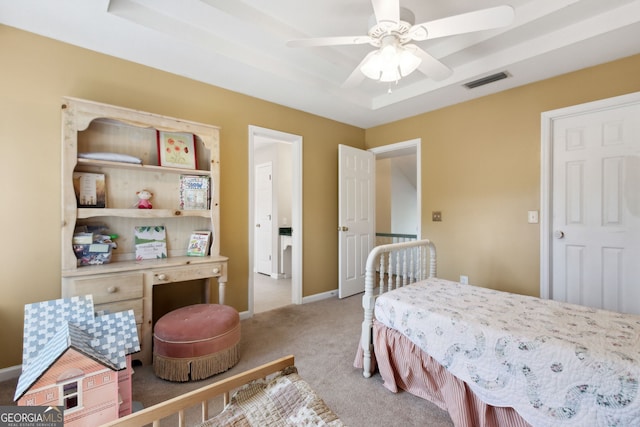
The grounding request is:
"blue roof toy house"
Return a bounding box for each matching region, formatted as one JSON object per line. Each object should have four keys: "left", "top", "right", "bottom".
{"left": 14, "top": 295, "right": 140, "bottom": 426}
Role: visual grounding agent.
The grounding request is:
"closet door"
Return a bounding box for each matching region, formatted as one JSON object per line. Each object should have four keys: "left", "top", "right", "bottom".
{"left": 255, "top": 162, "right": 273, "bottom": 275}
{"left": 550, "top": 100, "right": 640, "bottom": 314}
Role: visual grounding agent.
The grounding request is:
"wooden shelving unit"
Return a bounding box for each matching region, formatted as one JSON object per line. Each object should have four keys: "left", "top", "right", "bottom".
{"left": 60, "top": 97, "right": 228, "bottom": 364}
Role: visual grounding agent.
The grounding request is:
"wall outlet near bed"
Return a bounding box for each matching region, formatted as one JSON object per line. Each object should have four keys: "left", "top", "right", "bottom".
{"left": 460, "top": 275, "right": 469, "bottom": 284}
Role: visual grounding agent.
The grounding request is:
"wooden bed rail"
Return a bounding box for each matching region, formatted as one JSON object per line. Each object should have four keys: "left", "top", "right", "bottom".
{"left": 361, "top": 239, "right": 436, "bottom": 378}
{"left": 100, "top": 355, "right": 295, "bottom": 427}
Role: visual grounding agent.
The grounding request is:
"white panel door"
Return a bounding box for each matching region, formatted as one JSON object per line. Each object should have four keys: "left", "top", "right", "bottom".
{"left": 338, "top": 144, "right": 375, "bottom": 298}
{"left": 255, "top": 162, "right": 273, "bottom": 275}
{"left": 552, "top": 102, "right": 640, "bottom": 314}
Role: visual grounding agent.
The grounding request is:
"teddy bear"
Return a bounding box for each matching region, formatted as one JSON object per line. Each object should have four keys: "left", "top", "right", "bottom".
{"left": 136, "top": 189, "right": 153, "bottom": 209}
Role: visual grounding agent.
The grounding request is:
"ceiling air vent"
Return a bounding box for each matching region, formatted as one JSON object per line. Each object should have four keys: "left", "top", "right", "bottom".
{"left": 464, "top": 72, "right": 509, "bottom": 89}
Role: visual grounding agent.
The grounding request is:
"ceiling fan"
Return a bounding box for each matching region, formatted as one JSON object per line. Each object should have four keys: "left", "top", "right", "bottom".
{"left": 287, "top": 0, "right": 514, "bottom": 87}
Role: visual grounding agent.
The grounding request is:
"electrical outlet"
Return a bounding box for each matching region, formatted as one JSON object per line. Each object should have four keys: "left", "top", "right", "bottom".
{"left": 432, "top": 211, "right": 442, "bottom": 222}
{"left": 460, "top": 275, "right": 469, "bottom": 284}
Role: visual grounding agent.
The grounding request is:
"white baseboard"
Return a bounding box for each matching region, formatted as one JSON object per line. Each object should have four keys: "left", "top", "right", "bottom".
{"left": 302, "top": 289, "right": 338, "bottom": 304}
{"left": 270, "top": 273, "right": 291, "bottom": 279}
{"left": 0, "top": 364, "right": 21, "bottom": 382}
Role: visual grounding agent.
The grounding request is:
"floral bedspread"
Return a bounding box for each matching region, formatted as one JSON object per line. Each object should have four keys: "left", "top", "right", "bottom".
{"left": 374, "top": 278, "right": 640, "bottom": 427}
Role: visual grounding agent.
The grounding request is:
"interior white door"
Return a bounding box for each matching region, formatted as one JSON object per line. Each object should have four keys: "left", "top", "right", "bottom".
{"left": 551, "top": 102, "right": 640, "bottom": 314}
{"left": 338, "top": 144, "right": 375, "bottom": 298}
{"left": 255, "top": 162, "right": 273, "bottom": 275}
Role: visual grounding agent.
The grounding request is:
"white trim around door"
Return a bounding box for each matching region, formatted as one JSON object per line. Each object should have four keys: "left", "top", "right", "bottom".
{"left": 248, "top": 126, "right": 303, "bottom": 314}
{"left": 370, "top": 138, "right": 422, "bottom": 241}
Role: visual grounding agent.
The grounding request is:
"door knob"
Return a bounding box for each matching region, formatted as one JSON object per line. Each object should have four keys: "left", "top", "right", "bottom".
{"left": 554, "top": 230, "right": 565, "bottom": 239}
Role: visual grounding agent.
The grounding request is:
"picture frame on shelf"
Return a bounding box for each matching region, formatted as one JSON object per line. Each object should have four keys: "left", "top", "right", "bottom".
{"left": 179, "top": 175, "right": 210, "bottom": 210}
{"left": 134, "top": 225, "right": 167, "bottom": 260}
{"left": 186, "top": 231, "right": 211, "bottom": 257}
{"left": 157, "top": 131, "right": 197, "bottom": 169}
{"left": 72, "top": 172, "right": 106, "bottom": 208}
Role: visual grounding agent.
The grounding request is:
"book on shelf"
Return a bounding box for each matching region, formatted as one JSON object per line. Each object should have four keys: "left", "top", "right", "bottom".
{"left": 179, "top": 175, "right": 210, "bottom": 210}
{"left": 186, "top": 231, "right": 211, "bottom": 257}
{"left": 72, "top": 172, "right": 106, "bottom": 207}
{"left": 134, "top": 225, "right": 167, "bottom": 260}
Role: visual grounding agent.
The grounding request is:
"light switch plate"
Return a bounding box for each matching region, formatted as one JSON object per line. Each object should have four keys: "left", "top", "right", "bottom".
{"left": 528, "top": 210, "right": 539, "bottom": 224}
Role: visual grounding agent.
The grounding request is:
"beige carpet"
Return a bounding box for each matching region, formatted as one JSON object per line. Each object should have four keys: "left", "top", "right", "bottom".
{"left": 0, "top": 294, "right": 453, "bottom": 426}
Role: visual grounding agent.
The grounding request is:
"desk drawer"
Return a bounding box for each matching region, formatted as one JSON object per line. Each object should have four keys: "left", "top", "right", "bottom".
{"left": 152, "top": 263, "right": 222, "bottom": 284}
{"left": 95, "top": 299, "right": 143, "bottom": 324}
{"left": 67, "top": 273, "right": 143, "bottom": 304}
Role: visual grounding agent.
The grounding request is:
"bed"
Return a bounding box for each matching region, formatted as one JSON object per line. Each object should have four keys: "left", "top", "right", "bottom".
{"left": 101, "top": 355, "right": 344, "bottom": 427}
{"left": 355, "top": 239, "right": 640, "bottom": 427}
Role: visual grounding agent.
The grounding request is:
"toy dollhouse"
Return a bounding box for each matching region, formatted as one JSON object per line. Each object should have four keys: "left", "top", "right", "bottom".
{"left": 14, "top": 295, "right": 140, "bottom": 427}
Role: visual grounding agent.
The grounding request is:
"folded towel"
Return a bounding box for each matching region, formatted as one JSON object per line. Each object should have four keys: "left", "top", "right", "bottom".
{"left": 78, "top": 152, "right": 142, "bottom": 164}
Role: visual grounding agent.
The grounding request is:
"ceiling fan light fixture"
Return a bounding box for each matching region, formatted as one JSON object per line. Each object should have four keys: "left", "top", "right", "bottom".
{"left": 398, "top": 45, "right": 422, "bottom": 75}
{"left": 289, "top": 4, "right": 516, "bottom": 88}
{"left": 360, "top": 39, "right": 422, "bottom": 82}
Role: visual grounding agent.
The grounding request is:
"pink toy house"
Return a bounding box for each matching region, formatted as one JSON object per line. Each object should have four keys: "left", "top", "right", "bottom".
{"left": 14, "top": 295, "right": 140, "bottom": 426}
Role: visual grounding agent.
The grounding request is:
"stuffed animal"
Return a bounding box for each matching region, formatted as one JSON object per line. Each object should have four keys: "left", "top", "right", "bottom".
{"left": 136, "top": 189, "right": 153, "bottom": 209}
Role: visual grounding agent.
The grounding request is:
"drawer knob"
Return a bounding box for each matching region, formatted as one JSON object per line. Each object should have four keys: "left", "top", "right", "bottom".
{"left": 107, "top": 286, "right": 117, "bottom": 293}
{"left": 212, "top": 268, "right": 220, "bottom": 274}
{"left": 157, "top": 273, "right": 167, "bottom": 281}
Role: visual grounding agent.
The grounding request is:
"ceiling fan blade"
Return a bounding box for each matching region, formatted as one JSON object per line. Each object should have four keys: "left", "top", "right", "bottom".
{"left": 287, "top": 35, "right": 373, "bottom": 48}
{"left": 409, "top": 5, "right": 514, "bottom": 41}
{"left": 410, "top": 45, "right": 452, "bottom": 81}
{"left": 341, "top": 50, "right": 377, "bottom": 88}
{"left": 371, "top": 0, "right": 399, "bottom": 27}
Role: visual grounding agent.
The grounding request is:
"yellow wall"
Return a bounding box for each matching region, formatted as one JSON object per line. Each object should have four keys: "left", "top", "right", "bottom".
{"left": 366, "top": 54, "right": 640, "bottom": 297}
{"left": 0, "top": 25, "right": 364, "bottom": 368}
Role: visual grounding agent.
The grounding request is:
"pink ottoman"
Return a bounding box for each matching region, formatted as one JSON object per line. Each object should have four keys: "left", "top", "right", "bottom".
{"left": 153, "top": 304, "right": 240, "bottom": 382}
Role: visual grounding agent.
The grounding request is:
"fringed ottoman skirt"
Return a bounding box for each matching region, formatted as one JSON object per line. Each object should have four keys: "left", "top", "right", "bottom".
{"left": 153, "top": 304, "right": 240, "bottom": 381}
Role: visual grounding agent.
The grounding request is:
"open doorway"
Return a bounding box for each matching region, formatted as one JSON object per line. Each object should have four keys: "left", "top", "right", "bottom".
{"left": 248, "top": 126, "right": 302, "bottom": 314}
{"left": 372, "top": 139, "right": 421, "bottom": 243}
{"left": 336, "top": 139, "right": 420, "bottom": 298}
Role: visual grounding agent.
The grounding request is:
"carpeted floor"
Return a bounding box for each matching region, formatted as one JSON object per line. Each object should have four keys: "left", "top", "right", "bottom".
{"left": 0, "top": 294, "right": 453, "bottom": 426}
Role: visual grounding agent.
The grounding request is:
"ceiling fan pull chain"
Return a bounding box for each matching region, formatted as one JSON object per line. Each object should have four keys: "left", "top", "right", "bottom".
{"left": 387, "top": 80, "right": 399, "bottom": 94}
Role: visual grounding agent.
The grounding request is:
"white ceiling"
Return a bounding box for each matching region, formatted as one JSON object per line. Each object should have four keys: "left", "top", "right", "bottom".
{"left": 1, "top": 0, "right": 639, "bottom": 128}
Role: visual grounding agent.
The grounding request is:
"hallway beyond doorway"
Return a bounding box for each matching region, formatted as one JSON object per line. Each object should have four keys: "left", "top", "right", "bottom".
{"left": 253, "top": 273, "right": 291, "bottom": 313}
